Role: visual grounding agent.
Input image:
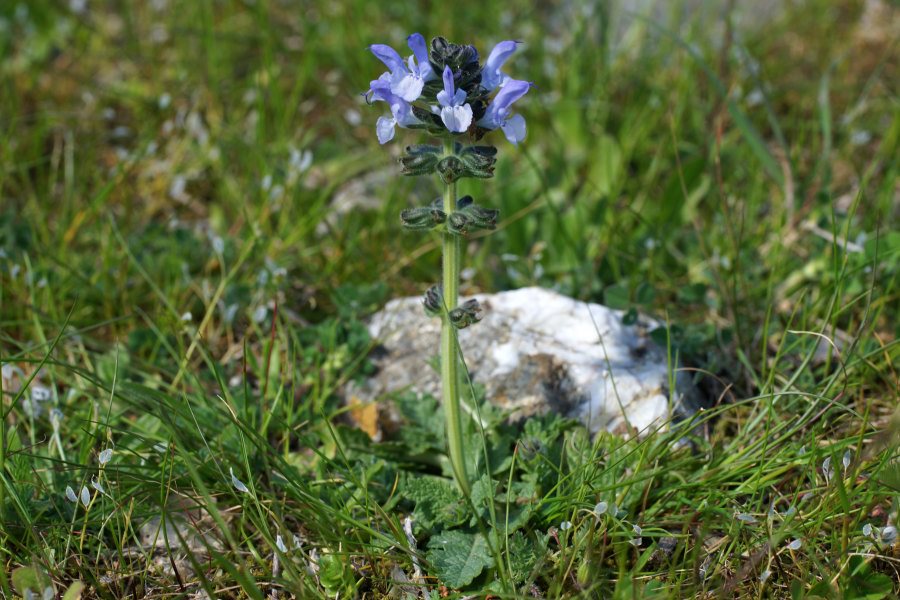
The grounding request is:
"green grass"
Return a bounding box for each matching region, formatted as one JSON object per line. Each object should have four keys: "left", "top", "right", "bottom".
{"left": 1, "top": 0, "right": 898, "bottom": 597}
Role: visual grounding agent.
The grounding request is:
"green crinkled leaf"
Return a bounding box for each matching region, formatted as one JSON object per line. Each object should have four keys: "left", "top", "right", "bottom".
{"left": 393, "top": 392, "right": 444, "bottom": 454}
{"left": 470, "top": 474, "right": 496, "bottom": 508}
{"left": 469, "top": 474, "right": 497, "bottom": 524}
{"left": 426, "top": 530, "right": 494, "bottom": 588}
{"left": 403, "top": 476, "right": 466, "bottom": 529}
{"left": 507, "top": 531, "right": 541, "bottom": 585}
{"left": 501, "top": 480, "right": 537, "bottom": 532}
{"left": 6, "top": 427, "right": 31, "bottom": 484}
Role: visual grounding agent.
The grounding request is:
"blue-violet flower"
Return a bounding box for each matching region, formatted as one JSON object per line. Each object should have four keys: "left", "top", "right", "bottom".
{"left": 370, "top": 79, "right": 420, "bottom": 144}
{"left": 437, "top": 66, "right": 473, "bottom": 133}
{"left": 369, "top": 33, "right": 435, "bottom": 102}
{"left": 478, "top": 79, "right": 532, "bottom": 144}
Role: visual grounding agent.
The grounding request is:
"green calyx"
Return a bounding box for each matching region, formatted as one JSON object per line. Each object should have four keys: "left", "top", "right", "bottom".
{"left": 399, "top": 144, "right": 442, "bottom": 176}
{"left": 448, "top": 299, "right": 482, "bottom": 329}
{"left": 399, "top": 143, "right": 497, "bottom": 182}
{"left": 400, "top": 196, "right": 499, "bottom": 235}
{"left": 421, "top": 286, "right": 483, "bottom": 330}
{"left": 400, "top": 203, "right": 447, "bottom": 230}
{"left": 422, "top": 284, "right": 444, "bottom": 317}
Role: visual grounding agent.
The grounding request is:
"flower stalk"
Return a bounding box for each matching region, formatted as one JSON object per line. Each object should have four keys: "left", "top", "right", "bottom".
{"left": 366, "top": 34, "right": 530, "bottom": 494}
{"left": 440, "top": 137, "right": 468, "bottom": 494}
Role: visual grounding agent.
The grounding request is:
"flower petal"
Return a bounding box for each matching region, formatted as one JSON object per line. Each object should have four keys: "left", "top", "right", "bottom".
{"left": 369, "top": 78, "right": 393, "bottom": 102}
{"left": 230, "top": 467, "right": 250, "bottom": 493}
{"left": 376, "top": 116, "right": 397, "bottom": 144}
{"left": 390, "top": 72, "right": 424, "bottom": 102}
{"left": 482, "top": 80, "right": 532, "bottom": 128}
{"left": 392, "top": 101, "right": 418, "bottom": 127}
{"left": 441, "top": 65, "right": 456, "bottom": 100}
{"left": 407, "top": 33, "right": 429, "bottom": 67}
{"left": 483, "top": 40, "right": 518, "bottom": 91}
{"left": 486, "top": 40, "right": 519, "bottom": 71}
{"left": 501, "top": 113, "right": 527, "bottom": 144}
{"left": 440, "top": 104, "right": 473, "bottom": 133}
{"left": 369, "top": 44, "right": 405, "bottom": 73}
{"left": 491, "top": 79, "right": 531, "bottom": 113}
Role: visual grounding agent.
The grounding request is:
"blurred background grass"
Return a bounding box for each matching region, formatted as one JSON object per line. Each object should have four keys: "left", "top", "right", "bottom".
{"left": 2, "top": 0, "right": 896, "bottom": 382}
{"left": 0, "top": 0, "right": 898, "bottom": 597}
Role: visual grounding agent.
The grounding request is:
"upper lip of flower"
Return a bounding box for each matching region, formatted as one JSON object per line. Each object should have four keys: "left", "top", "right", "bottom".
{"left": 481, "top": 40, "right": 520, "bottom": 91}
{"left": 437, "top": 66, "right": 466, "bottom": 108}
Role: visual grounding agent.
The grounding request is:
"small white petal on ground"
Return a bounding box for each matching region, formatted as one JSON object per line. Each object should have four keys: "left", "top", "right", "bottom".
{"left": 31, "top": 385, "right": 52, "bottom": 402}
{"left": 230, "top": 467, "right": 249, "bottom": 493}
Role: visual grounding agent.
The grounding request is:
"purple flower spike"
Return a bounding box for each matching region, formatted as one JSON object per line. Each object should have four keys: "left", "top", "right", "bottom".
{"left": 437, "top": 66, "right": 473, "bottom": 133}
{"left": 366, "top": 34, "right": 530, "bottom": 145}
{"left": 482, "top": 40, "right": 519, "bottom": 91}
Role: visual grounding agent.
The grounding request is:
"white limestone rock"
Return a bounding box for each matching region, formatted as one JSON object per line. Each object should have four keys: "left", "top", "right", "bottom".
{"left": 351, "top": 287, "right": 701, "bottom": 435}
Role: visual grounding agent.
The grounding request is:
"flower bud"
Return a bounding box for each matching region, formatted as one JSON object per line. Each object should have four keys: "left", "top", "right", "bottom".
{"left": 437, "top": 156, "right": 466, "bottom": 183}
{"left": 448, "top": 299, "right": 483, "bottom": 329}
{"left": 400, "top": 206, "right": 447, "bottom": 231}
{"left": 399, "top": 144, "right": 442, "bottom": 177}
{"left": 460, "top": 204, "right": 499, "bottom": 230}
{"left": 422, "top": 285, "right": 443, "bottom": 316}
{"left": 447, "top": 211, "right": 471, "bottom": 235}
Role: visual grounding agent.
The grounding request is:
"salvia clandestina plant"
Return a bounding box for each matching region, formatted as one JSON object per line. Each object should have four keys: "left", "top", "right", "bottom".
{"left": 365, "top": 34, "right": 531, "bottom": 494}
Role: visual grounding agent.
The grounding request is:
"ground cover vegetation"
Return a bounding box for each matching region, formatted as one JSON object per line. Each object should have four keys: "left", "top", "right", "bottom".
{"left": 0, "top": 0, "right": 898, "bottom": 597}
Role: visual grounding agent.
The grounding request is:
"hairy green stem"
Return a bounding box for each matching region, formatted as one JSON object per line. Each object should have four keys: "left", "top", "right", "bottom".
{"left": 441, "top": 138, "right": 469, "bottom": 495}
